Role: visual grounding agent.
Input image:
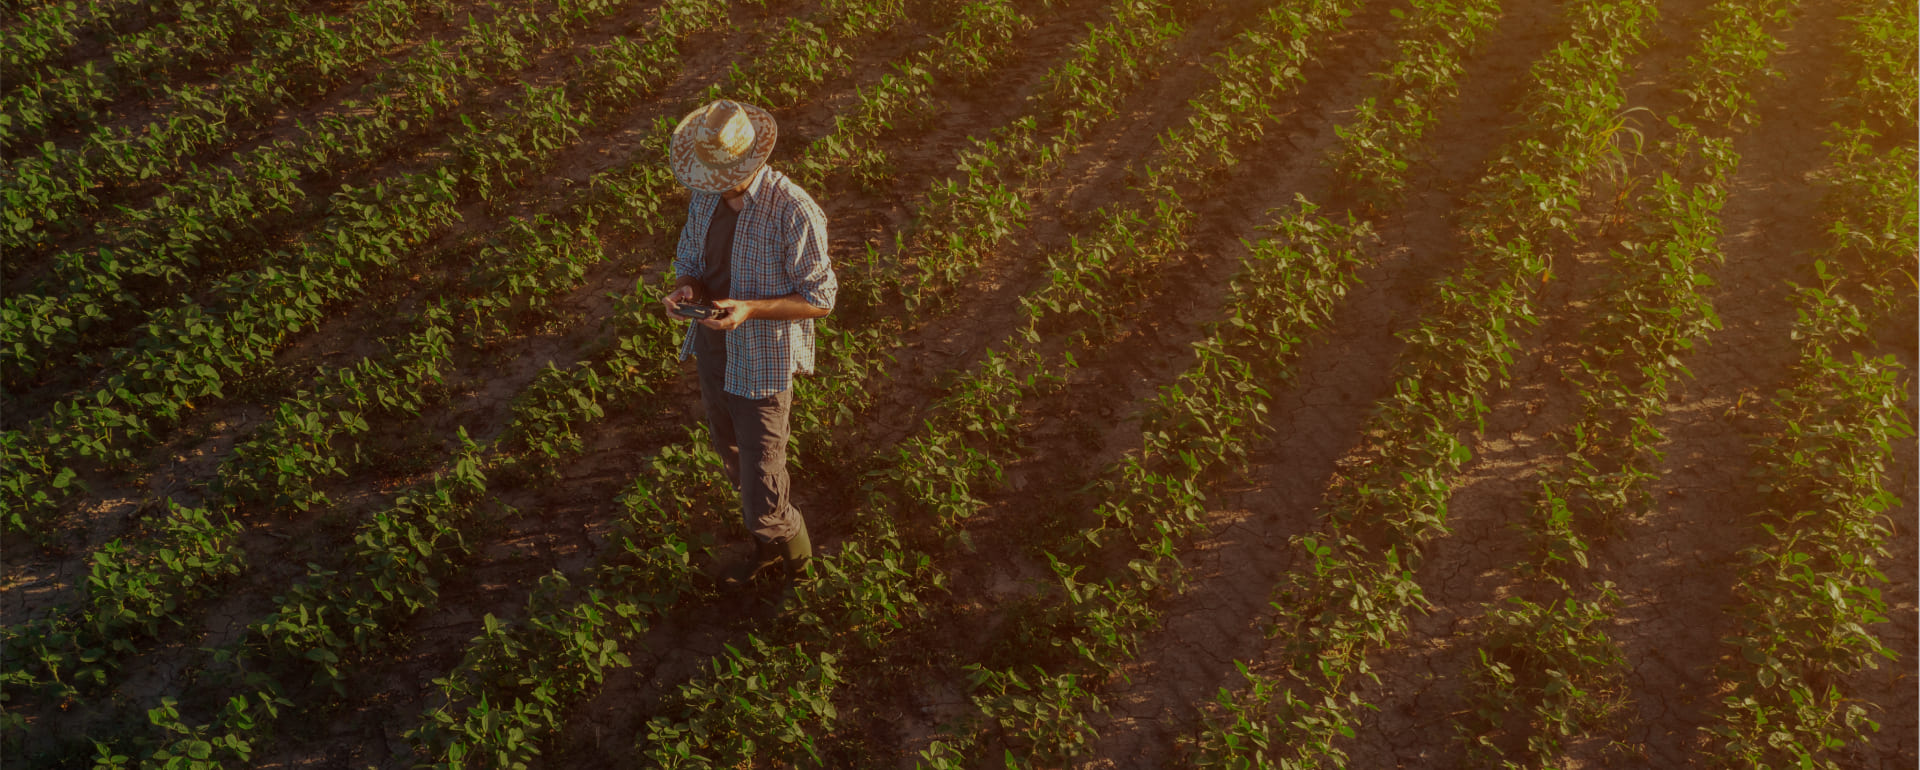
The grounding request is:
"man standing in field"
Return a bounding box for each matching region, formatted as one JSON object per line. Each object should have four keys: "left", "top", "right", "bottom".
{"left": 660, "top": 99, "right": 835, "bottom": 593}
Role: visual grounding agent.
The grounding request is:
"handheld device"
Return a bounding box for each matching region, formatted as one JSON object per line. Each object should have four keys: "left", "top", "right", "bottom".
{"left": 673, "top": 299, "right": 729, "bottom": 320}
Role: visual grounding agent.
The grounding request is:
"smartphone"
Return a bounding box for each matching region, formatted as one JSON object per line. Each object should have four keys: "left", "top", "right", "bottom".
{"left": 673, "top": 300, "right": 728, "bottom": 320}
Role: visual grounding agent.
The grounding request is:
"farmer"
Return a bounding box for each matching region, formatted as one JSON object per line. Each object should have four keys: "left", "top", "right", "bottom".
{"left": 660, "top": 99, "right": 835, "bottom": 592}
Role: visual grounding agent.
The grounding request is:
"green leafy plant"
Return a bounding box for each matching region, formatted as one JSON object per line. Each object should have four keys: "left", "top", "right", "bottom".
{"left": 640, "top": 637, "right": 843, "bottom": 768}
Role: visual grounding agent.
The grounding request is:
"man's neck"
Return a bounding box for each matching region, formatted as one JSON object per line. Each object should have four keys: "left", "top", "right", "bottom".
{"left": 723, "top": 166, "right": 768, "bottom": 211}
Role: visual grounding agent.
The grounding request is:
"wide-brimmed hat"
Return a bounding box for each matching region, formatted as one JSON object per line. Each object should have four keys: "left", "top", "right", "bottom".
{"left": 669, "top": 100, "right": 777, "bottom": 193}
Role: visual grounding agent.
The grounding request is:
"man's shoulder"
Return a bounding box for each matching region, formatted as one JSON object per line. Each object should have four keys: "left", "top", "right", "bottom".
{"left": 762, "top": 169, "right": 822, "bottom": 214}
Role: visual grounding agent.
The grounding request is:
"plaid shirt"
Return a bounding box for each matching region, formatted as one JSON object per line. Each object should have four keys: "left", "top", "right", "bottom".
{"left": 674, "top": 167, "right": 836, "bottom": 398}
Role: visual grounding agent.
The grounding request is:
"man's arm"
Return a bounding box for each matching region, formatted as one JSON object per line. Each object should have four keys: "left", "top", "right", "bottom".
{"left": 705, "top": 293, "right": 827, "bottom": 326}
{"left": 781, "top": 194, "right": 836, "bottom": 311}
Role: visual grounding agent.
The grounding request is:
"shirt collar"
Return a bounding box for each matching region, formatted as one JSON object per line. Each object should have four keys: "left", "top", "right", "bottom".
{"left": 713, "top": 165, "right": 771, "bottom": 208}
{"left": 739, "top": 165, "right": 770, "bottom": 203}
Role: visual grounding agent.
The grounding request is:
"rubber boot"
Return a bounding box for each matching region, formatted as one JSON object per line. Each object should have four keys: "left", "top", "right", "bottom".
{"left": 776, "top": 521, "right": 812, "bottom": 612}
{"left": 780, "top": 521, "right": 812, "bottom": 577}
{"left": 718, "top": 538, "right": 781, "bottom": 589}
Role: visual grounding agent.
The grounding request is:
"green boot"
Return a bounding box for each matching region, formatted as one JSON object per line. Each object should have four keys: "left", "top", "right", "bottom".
{"left": 776, "top": 522, "right": 812, "bottom": 612}
{"left": 780, "top": 521, "right": 812, "bottom": 580}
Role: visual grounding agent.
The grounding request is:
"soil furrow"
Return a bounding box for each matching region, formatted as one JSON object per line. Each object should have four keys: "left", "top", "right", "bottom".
{"left": 1591, "top": 3, "right": 1864, "bottom": 764}
{"left": 1058, "top": 0, "right": 1575, "bottom": 763}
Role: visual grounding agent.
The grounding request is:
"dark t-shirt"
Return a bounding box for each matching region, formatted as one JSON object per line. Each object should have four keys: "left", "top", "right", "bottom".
{"left": 694, "top": 198, "right": 741, "bottom": 354}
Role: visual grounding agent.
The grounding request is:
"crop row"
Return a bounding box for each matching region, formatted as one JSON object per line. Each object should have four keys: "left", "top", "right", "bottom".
{"left": 0, "top": 0, "right": 691, "bottom": 536}
{"left": 86, "top": 445, "right": 493, "bottom": 768}
{"left": 0, "top": 0, "right": 730, "bottom": 735}
{"left": 926, "top": 4, "right": 1383, "bottom": 763}
{"left": 1835, "top": 0, "right": 1917, "bottom": 133}
{"left": 911, "top": 0, "right": 1504, "bottom": 761}
{"left": 1449, "top": 0, "right": 1803, "bottom": 762}
{"left": 1707, "top": 270, "right": 1909, "bottom": 767}
{"left": 0, "top": 501, "right": 244, "bottom": 742}
{"left": 0, "top": 0, "right": 160, "bottom": 81}
{"left": 1190, "top": 0, "right": 1662, "bottom": 763}
{"left": 0, "top": 1, "right": 89, "bottom": 76}
{"left": 0, "top": 0, "right": 680, "bottom": 385}
{"left": 0, "top": 0, "right": 530, "bottom": 368}
{"left": 3, "top": 13, "right": 704, "bottom": 757}
{"left": 1823, "top": 0, "right": 1917, "bottom": 322}
{"left": 0, "top": 0, "right": 312, "bottom": 148}
{"left": 1327, "top": 0, "right": 1496, "bottom": 212}
{"left": 0, "top": 0, "right": 450, "bottom": 256}
{"left": 780, "top": 0, "right": 1031, "bottom": 195}
{"left": 1706, "top": 1, "right": 1915, "bottom": 763}
{"left": 1, "top": 158, "right": 461, "bottom": 533}
{"left": 1705, "top": 274, "right": 1908, "bottom": 766}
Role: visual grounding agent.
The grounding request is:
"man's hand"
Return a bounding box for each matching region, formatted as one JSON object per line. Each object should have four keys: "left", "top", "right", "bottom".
{"left": 698, "top": 298, "right": 753, "bottom": 331}
{"left": 662, "top": 282, "right": 697, "bottom": 318}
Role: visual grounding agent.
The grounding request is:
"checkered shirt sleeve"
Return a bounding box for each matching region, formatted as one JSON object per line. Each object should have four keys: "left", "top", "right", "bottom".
{"left": 673, "top": 168, "right": 836, "bottom": 399}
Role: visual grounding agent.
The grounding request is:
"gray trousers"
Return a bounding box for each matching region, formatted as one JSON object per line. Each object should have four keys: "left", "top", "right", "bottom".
{"left": 694, "top": 331, "right": 805, "bottom": 545}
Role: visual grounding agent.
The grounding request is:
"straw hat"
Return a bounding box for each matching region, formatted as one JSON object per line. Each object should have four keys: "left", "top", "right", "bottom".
{"left": 669, "top": 100, "right": 778, "bottom": 194}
